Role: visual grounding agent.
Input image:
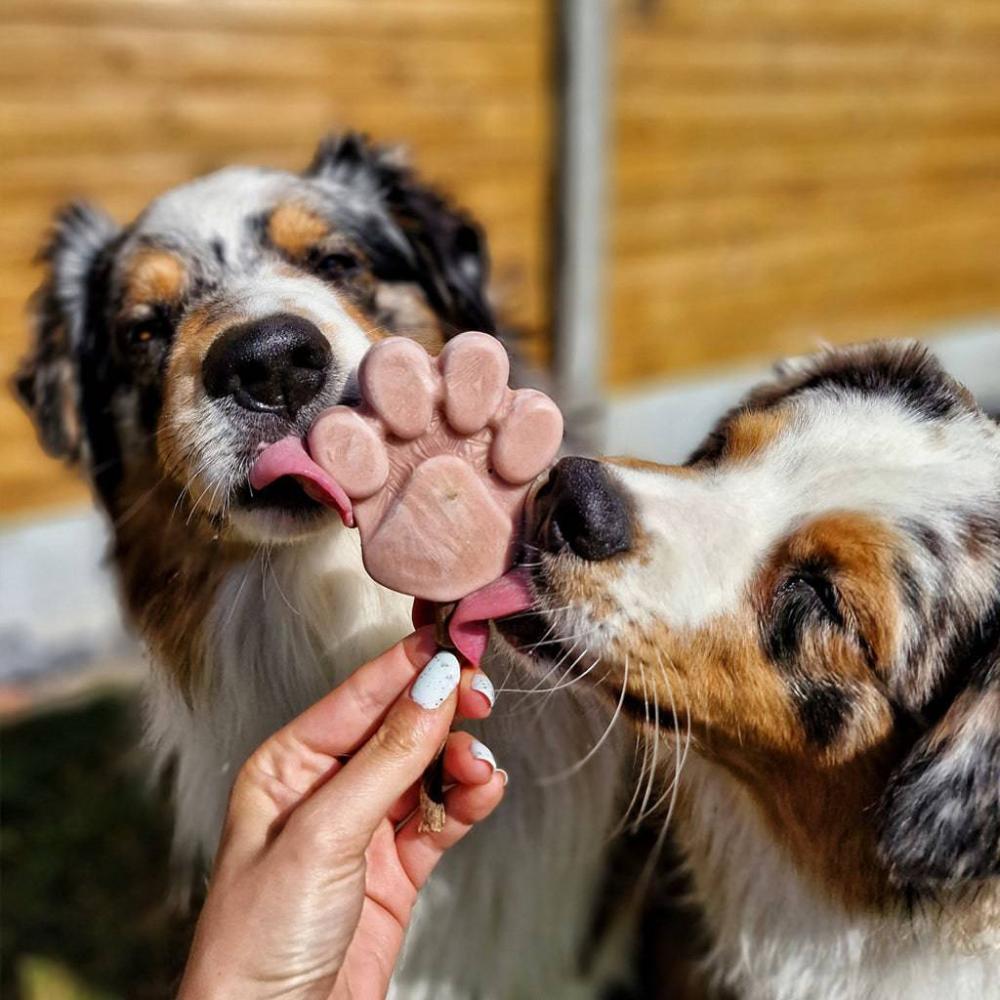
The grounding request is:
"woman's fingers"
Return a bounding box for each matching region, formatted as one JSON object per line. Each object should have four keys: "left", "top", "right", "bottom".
{"left": 225, "top": 638, "right": 452, "bottom": 850}
{"left": 386, "top": 732, "right": 501, "bottom": 824}
{"left": 285, "top": 628, "right": 440, "bottom": 756}
{"left": 394, "top": 772, "right": 506, "bottom": 890}
{"left": 283, "top": 651, "right": 464, "bottom": 853}
{"left": 223, "top": 628, "right": 499, "bottom": 855}
{"left": 442, "top": 730, "right": 499, "bottom": 786}
{"left": 246, "top": 624, "right": 493, "bottom": 765}
{"left": 457, "top": 667, "right": 495, "bottom": 720}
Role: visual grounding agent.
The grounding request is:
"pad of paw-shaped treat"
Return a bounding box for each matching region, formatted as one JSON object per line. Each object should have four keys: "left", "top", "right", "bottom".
{"left": 308, "top": 332, "right": 562, "bottom": 602}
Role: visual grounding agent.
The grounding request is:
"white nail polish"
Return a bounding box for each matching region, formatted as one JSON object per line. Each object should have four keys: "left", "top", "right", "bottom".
{"left": 496, "top": 768, "right": 510, "bottom": 786}
{"left": 469, "top": 738, "right": 497, "bottom": 771}
{"left": 410, "top": 651, "right": 461, "bottom": 709}
{"left": 469, "top": 672, "right": 496, "bottom": 707}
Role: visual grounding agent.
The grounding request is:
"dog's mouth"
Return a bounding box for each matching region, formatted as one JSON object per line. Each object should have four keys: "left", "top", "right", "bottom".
{"left": 243, "top": 436, "right": 355, "bottom": 526}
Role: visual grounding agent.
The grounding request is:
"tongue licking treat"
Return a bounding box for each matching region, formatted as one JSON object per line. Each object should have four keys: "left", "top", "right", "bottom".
{"left": 249, "top": 436, "right": 354, "bottom": 526}
{"left": 307, "top": 330, "right": 563, "bottom": 604}
{"left": 447, "top": 568, "right": 536, "bottom": 666}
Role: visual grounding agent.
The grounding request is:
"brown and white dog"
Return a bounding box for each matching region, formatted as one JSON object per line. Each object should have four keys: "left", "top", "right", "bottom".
{"left": 15, "top": 134, "right": 628, "bottom": 999}
{"left": 497, "top": 342, "right": 1000, "bottom": 999}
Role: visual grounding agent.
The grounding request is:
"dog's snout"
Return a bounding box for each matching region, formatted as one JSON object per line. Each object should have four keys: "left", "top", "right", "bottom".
{"left": 534, "top": 457, "right": 632, "bottom": 561}
{"left": 202, "top": 312, "right": 332, "bottom": 417}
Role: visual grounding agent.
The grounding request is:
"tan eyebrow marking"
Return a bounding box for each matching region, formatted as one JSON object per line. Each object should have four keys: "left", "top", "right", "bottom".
{"left": 267, "top": 201, "right": 329, "bottom": 259}
{"left": 724, "top": 408, "right": 788, "bottom": 463}
{"left": 124, "top": 249, "right": 187, "bottom": 308}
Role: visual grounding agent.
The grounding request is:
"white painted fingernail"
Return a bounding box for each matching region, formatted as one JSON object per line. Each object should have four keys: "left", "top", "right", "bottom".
{"left": 410, "top": 651, "right": 461, "bottom": 709}
{"left": 469, "top": 672, "right": 496, "bottom": 707}
{"left": 496, "top": 768, "right": 510, "bottom": 786}
{"left": 469, "top": 738, "right": 497, "bottom": 771}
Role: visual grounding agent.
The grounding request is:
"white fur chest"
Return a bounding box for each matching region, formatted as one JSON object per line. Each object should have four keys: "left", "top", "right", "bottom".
{"left": 677, "top": 756, "right": 1000, "bottom": 1000}
{"left": 145, "top": 526, "right": 413, "bottom": 856}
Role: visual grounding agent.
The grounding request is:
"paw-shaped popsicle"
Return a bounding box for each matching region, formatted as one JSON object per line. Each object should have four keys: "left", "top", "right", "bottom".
{"left": 309, "top": 332, "right": 563, "bottom": 602}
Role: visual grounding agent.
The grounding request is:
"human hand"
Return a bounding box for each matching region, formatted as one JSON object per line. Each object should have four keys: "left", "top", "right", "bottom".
{"left": 178, "top": 628, "right": 505, "bottom": 1000}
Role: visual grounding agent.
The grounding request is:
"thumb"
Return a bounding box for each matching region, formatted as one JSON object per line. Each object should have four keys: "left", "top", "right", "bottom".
{"left": 283, "top": 650, "right": 461, "bottom": 850}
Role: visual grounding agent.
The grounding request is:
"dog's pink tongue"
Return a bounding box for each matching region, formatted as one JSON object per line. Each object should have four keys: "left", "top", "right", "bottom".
{"left": 448, "top": 568, "right": 535, "bottom": 665}
{"left": 249, "top": 437, "right": 354, "bottom": 527}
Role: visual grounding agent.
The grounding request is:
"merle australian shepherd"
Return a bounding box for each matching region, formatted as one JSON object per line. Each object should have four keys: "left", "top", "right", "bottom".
{"left": 16, "top": 134, "right": 629, "bottom": 999}
{"left": 498, "top": 343, "right": 1000, "bottom": 999}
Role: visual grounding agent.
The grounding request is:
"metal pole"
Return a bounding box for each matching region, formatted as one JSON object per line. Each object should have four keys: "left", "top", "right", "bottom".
{"left": 553, "top": 0, "right": 611, "bottom": 452}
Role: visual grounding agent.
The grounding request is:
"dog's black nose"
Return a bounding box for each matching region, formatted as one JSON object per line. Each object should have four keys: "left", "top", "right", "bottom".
{"left": 533, "top": 457, "right": 632, "bottom": 561}
{"left": 202, "top": 313, "right": 332, "bottom": 417}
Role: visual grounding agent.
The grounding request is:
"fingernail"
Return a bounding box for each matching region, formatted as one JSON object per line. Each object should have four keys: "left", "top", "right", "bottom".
{"left": 469, "top": 672, "right": 496, "bottom": 708}
{"left": 496, "top": 768, "right": 510, "bottom": 786}
{"left": 469, "top": 738, "right": 497, "bottom": 772}
{"left": 410, "top": 651, "right": 461, "bottom": 709}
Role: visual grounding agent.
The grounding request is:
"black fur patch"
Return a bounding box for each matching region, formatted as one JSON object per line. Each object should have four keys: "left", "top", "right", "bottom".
{"left": 961, "top": 512, "right": 1000, "bottom": 559}
{"left": 907, "top": 520, "right": 945, "bottom": 560}
{"left": 923, "top": 595, "right": 1000, "bottom": 724}
{"left": 879, "top": 611, "right": 1000, "bottom": 888}
{"left": 307, "top": 131, "right": 495, "bottom": 335}
{"left": 895, "top": 556, "right": 924, "bottom": 616}
{"left": 764, "top": 562, "right": 844, "bottom": 666}
{"left": 684, "top": 419, "right": 730, "bottom": 466}
{"left": 773, "top": 343, "right": 966, "bottom": 421}
{"left": 77, "top": 244, "right": 127, "bottom": 510}
{"left": 879, "top": 712, "right": 1000, "bottom": 886}
{"left": 793, "top": 678, "right": 854, "bottom": 748}
{"left": 15, "top": 202, "right": 125, "bottom": 503}
{"left": 687, "top": 343, "right": 972, "bottom": 469}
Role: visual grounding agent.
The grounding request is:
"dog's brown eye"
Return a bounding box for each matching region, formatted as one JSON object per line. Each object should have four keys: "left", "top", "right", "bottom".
{"left": 123, "top": 316, "right": 172, "bottom": 350}
{"left": 314, "top": 250, "right": 360, "bottom": 279}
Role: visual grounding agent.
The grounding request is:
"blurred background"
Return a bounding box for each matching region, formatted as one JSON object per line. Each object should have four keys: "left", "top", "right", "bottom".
{"left": 2, "top": 1, "right": 999, "bottom": 996}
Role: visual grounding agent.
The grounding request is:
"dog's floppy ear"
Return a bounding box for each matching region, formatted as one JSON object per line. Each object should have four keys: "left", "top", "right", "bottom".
{"left": 307, "top": 132, "right": 495, "bottom": 334}
{"left": 878, "top": 632, "right": 1000, "bottom": 890}
{"left": 14, "top": 201, "right": 120, "bottom": 461}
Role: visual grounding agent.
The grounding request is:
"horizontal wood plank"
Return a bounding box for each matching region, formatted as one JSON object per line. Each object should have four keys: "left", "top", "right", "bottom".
{"left": 609, "top": 0, "right": 1000, "bottom": 386}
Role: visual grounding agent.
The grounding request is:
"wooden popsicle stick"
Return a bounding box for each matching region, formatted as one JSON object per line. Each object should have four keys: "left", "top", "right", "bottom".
{"left": 418, "top": 602, "right": 459, "bottom": 833}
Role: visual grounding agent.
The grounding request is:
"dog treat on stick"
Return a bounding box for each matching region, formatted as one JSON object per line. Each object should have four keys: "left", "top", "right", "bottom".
{"left": 417, "top": 745, "right": 449, "bottom": 834}
{"left": 250, "top": 331, "right": 563, "bottom": 832}
{"left": 416, "top": 601, "right": 463, "bottom": 832}
{"left": 250, "top": 331, "right": 562, "bottom": 603}
{"left": 434, "top": 602, "right": 458, "bottom": 648}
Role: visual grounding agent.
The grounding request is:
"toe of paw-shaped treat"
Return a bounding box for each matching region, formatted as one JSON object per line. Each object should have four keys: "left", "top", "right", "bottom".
{"left": 309, "top": 331, "right": 563, "bottom": 602}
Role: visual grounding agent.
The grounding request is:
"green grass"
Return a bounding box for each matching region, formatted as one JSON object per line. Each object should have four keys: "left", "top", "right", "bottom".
{"left": 1, "top": 695, "right": 198, "bottom": 999}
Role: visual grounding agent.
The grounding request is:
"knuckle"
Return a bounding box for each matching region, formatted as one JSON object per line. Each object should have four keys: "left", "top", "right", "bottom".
{"left": 370, "top": 714, "right": 424, "bottom": 760}
{"left": 230, "top": 752, "right": 265, "bottom": 802}
{"left": 283, "top": 806, "right": 336, "bottom": 855}
{"left": 346, "top": 677, "right": 385, "bottom": 722}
